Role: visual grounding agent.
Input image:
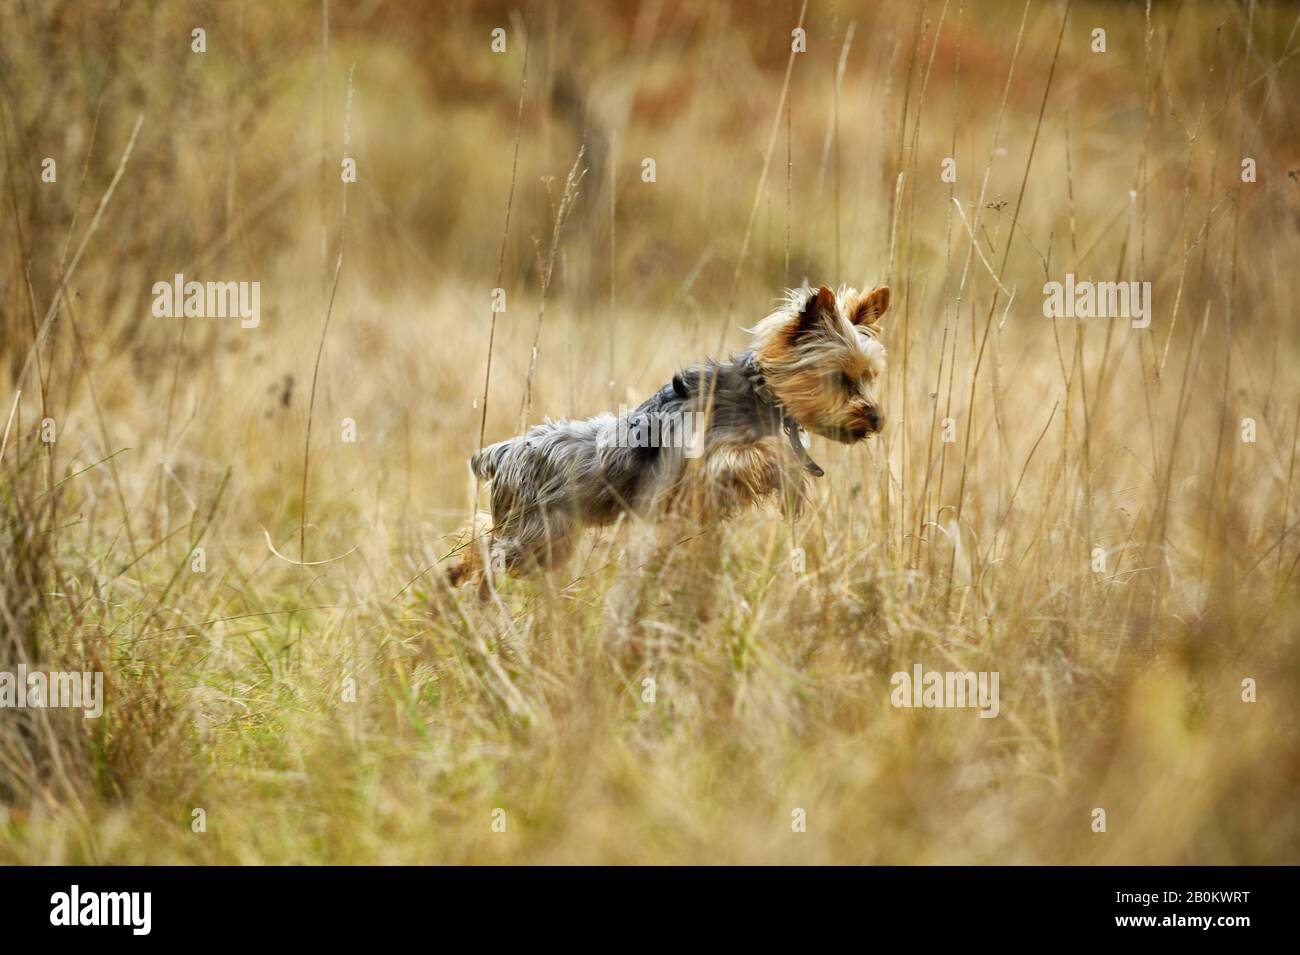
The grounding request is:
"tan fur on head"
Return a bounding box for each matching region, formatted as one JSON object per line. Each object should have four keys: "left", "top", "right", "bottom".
{"left": 845, "top": 284, "right": 890, "bottom": 331}
{"left": 749, "top": 284, "right": 890, "bottom": 443}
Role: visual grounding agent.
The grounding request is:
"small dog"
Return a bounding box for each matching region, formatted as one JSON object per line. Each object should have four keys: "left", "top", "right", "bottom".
{"left": 449, "top": 284, "right": 889, "bottom": 583}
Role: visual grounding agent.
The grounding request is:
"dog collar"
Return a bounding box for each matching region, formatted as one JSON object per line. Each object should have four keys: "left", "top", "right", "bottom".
{"left": 733, "top": 351, "right": 825, "bottom": 479}
{"left": 782, "top": 416, "right": 824, "bottom": 478}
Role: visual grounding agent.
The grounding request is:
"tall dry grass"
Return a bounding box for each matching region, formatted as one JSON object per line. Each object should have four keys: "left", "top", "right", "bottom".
{"left": 1, "top": 0, "right": 1298, "bottom": 863}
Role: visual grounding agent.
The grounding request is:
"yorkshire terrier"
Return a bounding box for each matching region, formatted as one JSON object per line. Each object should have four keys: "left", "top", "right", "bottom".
{"left": 448, "top": 284, "right": 889, "bottom": 584}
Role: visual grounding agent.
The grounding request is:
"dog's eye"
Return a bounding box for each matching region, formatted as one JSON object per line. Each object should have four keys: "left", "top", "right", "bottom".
{"left": 837, "top": 372, "right": 857, "bottom": 392}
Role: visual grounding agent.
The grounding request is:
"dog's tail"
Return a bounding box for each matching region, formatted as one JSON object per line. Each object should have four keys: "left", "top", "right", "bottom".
{"left": 469, "top": 437, "right": 517, "bottom": 482}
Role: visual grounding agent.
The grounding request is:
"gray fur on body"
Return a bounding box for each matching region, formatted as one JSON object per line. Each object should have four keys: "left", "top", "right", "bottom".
{"left": 470, "top": 350, "right": 797, "bottom": 571}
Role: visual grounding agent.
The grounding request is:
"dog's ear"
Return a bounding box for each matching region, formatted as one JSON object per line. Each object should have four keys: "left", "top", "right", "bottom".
{"left": 793, "top": 285, "right": 837, "bottom": 335}
{"left": 850, "top": 286, "right": 890, "bottom": 327}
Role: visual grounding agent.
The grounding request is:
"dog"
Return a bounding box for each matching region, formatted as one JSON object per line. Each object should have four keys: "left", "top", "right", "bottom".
{"left": 448, "top": 283, "right": 889, "bottom": 584}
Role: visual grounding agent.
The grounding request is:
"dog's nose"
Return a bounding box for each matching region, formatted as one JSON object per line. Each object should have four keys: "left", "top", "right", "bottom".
{"left": 866, "top": 409, "right": 883, "bottom": 432}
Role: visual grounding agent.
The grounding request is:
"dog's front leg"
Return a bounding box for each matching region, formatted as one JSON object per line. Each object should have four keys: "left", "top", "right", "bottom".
{"left": 694, "top": 435, "right": 792, "bottom": 519}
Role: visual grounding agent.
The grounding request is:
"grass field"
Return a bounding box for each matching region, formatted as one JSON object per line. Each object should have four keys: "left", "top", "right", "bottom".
{"left": 2, "top": 0, "right": 1299, "bottom": 864}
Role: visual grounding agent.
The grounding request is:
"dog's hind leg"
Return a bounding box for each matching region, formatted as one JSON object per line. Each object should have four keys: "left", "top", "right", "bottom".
{"left": 446, "top": 510, "right": 494, "bottom": 587}
{"left": 493, "top": 505, "right": 579, "bottom": 577}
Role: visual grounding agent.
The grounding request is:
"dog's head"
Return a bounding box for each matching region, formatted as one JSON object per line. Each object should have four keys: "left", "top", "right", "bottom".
{"left": 749, "top": 284, "right": 890, "bottom": 443}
